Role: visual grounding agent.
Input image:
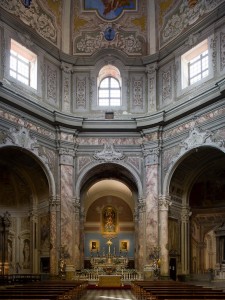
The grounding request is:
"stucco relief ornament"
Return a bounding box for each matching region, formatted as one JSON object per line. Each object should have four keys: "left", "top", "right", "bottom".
{"left": 93, "top": 143, "right": 125, "bottom": 162}
{"left": 180, "top": 126, "right": 212, "bottom": 153}
{"left": 3, "top": 126, "right": 49, "bottom": 165}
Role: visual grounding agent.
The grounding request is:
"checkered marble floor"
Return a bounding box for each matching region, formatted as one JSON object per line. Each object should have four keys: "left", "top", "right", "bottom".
{"left": 80, "top": 289, "right": 137, "bottom": 300}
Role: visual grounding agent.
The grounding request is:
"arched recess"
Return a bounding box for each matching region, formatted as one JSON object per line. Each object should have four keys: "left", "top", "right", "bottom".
{"left": 75, "top": 161, "right": 143, "bottom": 270}
{"left": 0, "top": 145, "right": 56, "bottom": 275}
{"left": 163, "top": 143, "right": 225, "bottom": 279}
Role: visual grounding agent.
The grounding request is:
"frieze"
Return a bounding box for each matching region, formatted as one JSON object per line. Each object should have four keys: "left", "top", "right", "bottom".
{"left": 75, "top": 31, "right": 143, "bottom": 56}
{"left": 0, "top": 0, "right": 57, "bottom": 45}
{"left": 76, "top": 137, "right": 142, "bottom": 146}
{"left": 163, "top": 106, "right": 225, "bottom": 139}
{"left": 93, "top": 143, "right": 125, "bottom": 162}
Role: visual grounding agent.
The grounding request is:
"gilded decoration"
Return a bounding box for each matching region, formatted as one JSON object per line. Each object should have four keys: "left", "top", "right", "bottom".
{"left": 102, "top": 206, "right": 117, "bottom": 236}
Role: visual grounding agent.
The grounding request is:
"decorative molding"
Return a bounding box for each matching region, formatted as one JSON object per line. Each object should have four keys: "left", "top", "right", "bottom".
{"left": 161, "top": 0, "right": 224, "bottom": 47}
{"left": 3, "top": 126, "right": 50, "bottom": 166}
{"left": 74, "top": 31, "right": 143, "bottom": 56}
{"left": 59, "top": 148, "right": 75, "bottom": 166}
{"left": 142, "top": 146, "right": 160, "bottom": 166}
{"left": 0, "top": 0, "right": 57, "bottom": 44}
{"left": 93, "top": 143, "right": 125, "bottom": 162}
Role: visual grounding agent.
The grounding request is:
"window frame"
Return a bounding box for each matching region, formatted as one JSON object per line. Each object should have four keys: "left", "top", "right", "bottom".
{"left": 98, "top": 76, "right": 121, "bottom": 107}
{"left": 9, "top": 39, "right": 37, "bottom": 90}
{"left": 181, "top": 39, "right": 209, "bottom": 90}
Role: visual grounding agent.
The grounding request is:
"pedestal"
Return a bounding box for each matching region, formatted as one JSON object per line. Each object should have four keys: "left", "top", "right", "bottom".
{"left": 143, "top": 265, "right": 154, "bottom": 280}
{"left": 66, "top": 264, "right": 75, "bottom": 280}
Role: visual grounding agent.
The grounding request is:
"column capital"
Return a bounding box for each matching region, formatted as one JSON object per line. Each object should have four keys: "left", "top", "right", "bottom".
{"left": 158, "top": 195, "right": 172, "bottom": 211}
{"left": 3, "top": 211, "right": 11, "bottom": 228}
{"left": 181, "top": 206, "right": 192, "bottom": 222}
{"left": 49, "top": 195, "right": 61, "bottom": 211}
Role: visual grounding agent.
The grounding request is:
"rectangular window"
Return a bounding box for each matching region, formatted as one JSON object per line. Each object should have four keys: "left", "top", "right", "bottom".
{"left": 181, "top": 39, "right": 209, "bottom": 89}
{"left": 10, "top": 39, "right": 37, "bottom": 90}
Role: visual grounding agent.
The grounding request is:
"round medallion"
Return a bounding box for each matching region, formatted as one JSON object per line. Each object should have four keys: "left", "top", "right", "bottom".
{"left": 104, "top": 27, "right": 116, "bottom": 41}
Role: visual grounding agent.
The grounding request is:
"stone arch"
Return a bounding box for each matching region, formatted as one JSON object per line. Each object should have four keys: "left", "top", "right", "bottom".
{"left": 0, "top": 126, "right": 56, "bottom": 197}
{"left": 75, "top": 160, "right": 143, "bottom": 203}
{"left": 162, "top": 126, "right": 225, "bottom": 196}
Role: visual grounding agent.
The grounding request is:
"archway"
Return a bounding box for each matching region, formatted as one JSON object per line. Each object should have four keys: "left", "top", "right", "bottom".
{"left": 77, "top": 162, "right": 140, "bottom": 276}
{"left": 168, "top": 146, "right": 225, "bottom": 279}
{"left": 0, "top": 146, "right": 51, "bottom": 275}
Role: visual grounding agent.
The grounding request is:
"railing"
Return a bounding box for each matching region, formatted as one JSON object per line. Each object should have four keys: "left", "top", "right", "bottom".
{"left": 75, "top": 269, "right": 142, "bottom": 282}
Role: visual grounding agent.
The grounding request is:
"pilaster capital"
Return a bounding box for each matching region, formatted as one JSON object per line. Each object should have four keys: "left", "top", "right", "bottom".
{"left": 49, "top": 195, "right": 61, "bottom": 211}
{"left": 138, "top": 198, "right": 146, "bottom": 213}
{"left": 28, "top": 210, "right": 38, "bottom": 222}
{"left": 158, "top": 195, "right": 172, "bottom": 211}
{"left": 61, "top": 62, "right": 73, "bottom": 74}
{"left": 3, "top": 211, "right": 11, "bottom": 228}
{"left": 72, "top": 198, "right": 80, "bottom": 214}
{"left": 181, "top": 206, "right": 192, "bottom": 222}
{"left": 59, "top": 148, "right": 75, "bottom": 166}
{"left": 146, "top": 62, "right": 158, "bottom": 75}
{"left": 142, "top": 146, "right": 160, "bottom": 166}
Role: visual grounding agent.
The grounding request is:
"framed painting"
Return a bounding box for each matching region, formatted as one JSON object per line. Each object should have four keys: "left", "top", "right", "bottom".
{"left": 120, "top": 240, "right": 129, "bottom": 251}
{"left": 90, "top": 240, "right": 100, "bottom": 252}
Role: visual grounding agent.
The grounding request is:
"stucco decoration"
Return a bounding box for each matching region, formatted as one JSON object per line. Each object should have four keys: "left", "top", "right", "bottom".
{"left": 73, "top": 1, "right": 146, "bottom": 56}
{"left": 93, "top": 143, "right": 125, "bottom": 162}
{"left": 160, "top": 0, "right": 224, "bottom": 48}
{"left": 0, "top": 0, "right": 58, "bottom": 45}
{"left": 3, "top": 126, "right": 49, "bottom": 166}
{"left": 164, "top": 126, "right": 225, "bottom": 172}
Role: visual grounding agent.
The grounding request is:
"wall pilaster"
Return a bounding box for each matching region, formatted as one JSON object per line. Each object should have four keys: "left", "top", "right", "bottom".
{"left": 181, "top": 206, "right": 191, "bottom": 274}
{"left": 49, "top": 196, "right": 60, "bottom": 276}
{"left": 159, "top": 195, "right": 171, "bottom": 277}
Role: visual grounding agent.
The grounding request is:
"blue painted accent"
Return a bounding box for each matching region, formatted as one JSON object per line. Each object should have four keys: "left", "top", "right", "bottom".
{"left": 85, "top": 232, "right": 135, "bottom": 259}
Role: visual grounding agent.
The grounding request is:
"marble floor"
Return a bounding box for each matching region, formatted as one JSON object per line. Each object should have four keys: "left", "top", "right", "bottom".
{"left": 79, "top": 289, "right": 137, "bottom": 300}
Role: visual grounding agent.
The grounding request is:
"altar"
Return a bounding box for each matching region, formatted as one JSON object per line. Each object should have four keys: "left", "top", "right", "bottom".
{"left": 98, "top": 275, "right": 121, "bottom": 287}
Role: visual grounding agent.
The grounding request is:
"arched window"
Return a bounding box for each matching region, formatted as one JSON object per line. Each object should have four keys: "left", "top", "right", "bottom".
{"left": 98, "top": 65, "right": 121, "bottom": 107}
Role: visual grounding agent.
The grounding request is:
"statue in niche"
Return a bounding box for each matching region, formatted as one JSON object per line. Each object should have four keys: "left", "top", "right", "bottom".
{"left": 102, "top": 206, "right": 117, "bottom": 234}
{"left": 23, "top": 239, "right": 30, "bottom": 269}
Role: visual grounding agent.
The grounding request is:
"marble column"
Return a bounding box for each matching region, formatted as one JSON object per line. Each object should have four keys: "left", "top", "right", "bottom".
{"left": 142, "top": 146, "right": 160, "bottom": 271}
{"left": 72, "top": 198, "right": 80, "bottom": 270}
{"left": 136, "top": 199, "right": 146, "bottom": 271}
{"left": 181, "top": 206, "right": 191, "bottom": 275}
{"left": 59, "top": 148, "right": 75, "bottom": 266}
{"left": 158, "top": 195, "right": 171, "bottom": 277}
{"left": 49, "top": 195, "right": 60, "bottom": 276}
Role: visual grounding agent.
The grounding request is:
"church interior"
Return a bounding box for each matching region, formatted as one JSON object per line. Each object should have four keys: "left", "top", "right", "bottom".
{"left": 1, "top": 0, "right": 225, "bottom": 289}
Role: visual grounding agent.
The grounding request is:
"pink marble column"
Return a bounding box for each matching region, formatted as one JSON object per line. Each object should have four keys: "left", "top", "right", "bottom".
{"left": 59, "top": 149, "right": 75, "bottom": 266}
{"left": 159, "top": 195, "right": 171, "bottom": 277}
{"left": 136, "top": 200, "right": 146, "bottom": 270}
{"left": 49, "top": 196, "right": 60, "bottom": 276}
{"left": 72, "top": 198, "right": 81, "bottom": 270}
{"left": 142, "top": 148, "right": 160, "bottom": 270}
{"left": 181, "top": 207, "right": 191, "bottom": 275}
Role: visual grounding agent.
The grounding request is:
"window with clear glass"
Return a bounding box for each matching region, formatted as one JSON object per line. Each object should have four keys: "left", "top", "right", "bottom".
{"left": 181, "top": 39, "right": 209, "bottom": 89}
{"left": 188, "top": 50, "right": 208, "bottom": 85}
{"left": 98, "top": 65, "right": 121, "bottom": 107}
{"left": 10, "top": 39, "right": 37, "bottom": 89}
